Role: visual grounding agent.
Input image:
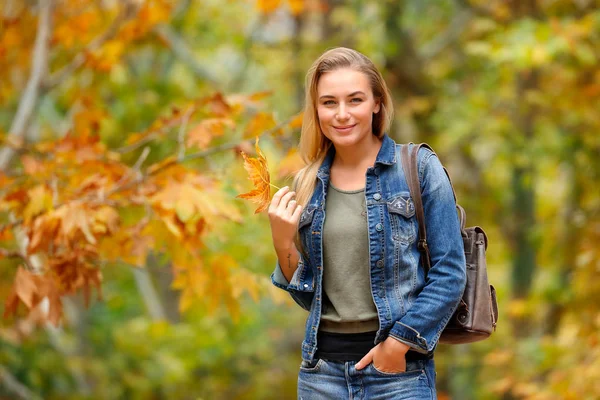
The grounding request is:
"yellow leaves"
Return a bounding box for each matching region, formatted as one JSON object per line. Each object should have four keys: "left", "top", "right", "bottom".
{"left": 0, "top": 171, "right": 13, "bottom": 189}
{"left": 187, "top": 118, "right": 235, "bottom": 150}
{"left": 256, "top": 0, "right": 306, "bottom": 15}
{"left": 0, "top": 11, "right": 37, "bottom": 73}
{"left": 201, "top": 92, "right": 232, "bottom": 117}
{"left": 124, "top": 93, "right": 237, "bottom": 154}
{"left": 138, "top": 0, "right": 173, "bottom": 26}
{"left": 147, "top": 155, "right": 178, "bottom": 176}
{"left": 3, "top": 266, "right": 63, "bottom": 326}
{"left": 150, "top": 174, "right": 242, "bottom": 250}
{"left": 288, "top": 111, "right": 304, "bottom": 129}
{"left": 53, "top": 9, "right": 102, "bottom": 49}
{"left": 28, "top": 202, "right": 120, "bottom": 254}
{"left": 86, "top": 40, "right": 126, "bottom": 72}
{"left": 99, "top": 217, "right": 154, "bottom": 267}
{"left": 21, "top": 155, "right": 45, "bottom": 175}
{"left": 243, "top": 112, "right": 277, "bottom": 139}
{"left": 22, "top": 185, "right": 53, "bottom": 224}
{"left": 92, "top": 206, "right": 120, "bottom": 235}
{"left": 172, "top": 254, "right": 267, "bottom": 321}
{"left": 257, "top": 0, "right": 282, "bottom": 14}
{"left": 0, "top": 87, "right": 292, "bottom": 328}
{"left": 277, "top": 148, "right": 304, "bottom": 179}
{"left": 237, "top": 137, "right": 275, "bottom": 213}
{"left": 505, "top": 298, "right": 531, "bottom": 319}
{"left": 0, "top": 225, "right": 12, "bottom": 242}
{"left": 288, "top": 0, "right": 305, "bottom": 15}
{"left": 1, "top": 185, "right": 52, "bottom": 221}
{"left": 120, "top": 0, "right": 173, "bottom": 41}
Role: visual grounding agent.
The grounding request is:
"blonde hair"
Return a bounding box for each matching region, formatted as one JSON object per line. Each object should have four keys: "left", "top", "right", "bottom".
{"left": 293, "top": 47, "right": 394, "bottom": 210}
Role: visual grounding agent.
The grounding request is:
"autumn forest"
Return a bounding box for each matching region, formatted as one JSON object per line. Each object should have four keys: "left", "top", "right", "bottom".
{"left": 0, "top": 0, "right": 599, "bottom": 399}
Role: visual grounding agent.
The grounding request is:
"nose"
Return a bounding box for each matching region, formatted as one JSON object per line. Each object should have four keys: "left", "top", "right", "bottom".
{"left": 336, "top": 103, "right": 349, "bottom": 121}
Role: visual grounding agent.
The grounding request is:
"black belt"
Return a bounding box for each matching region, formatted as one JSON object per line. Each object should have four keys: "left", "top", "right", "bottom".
{"left": 315, "top": 330, "right": 432, "bottom": 362}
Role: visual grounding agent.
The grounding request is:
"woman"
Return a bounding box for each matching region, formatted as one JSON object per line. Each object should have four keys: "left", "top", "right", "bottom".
{"left": 268, "top": 47, "right": 466, "bottom": 400}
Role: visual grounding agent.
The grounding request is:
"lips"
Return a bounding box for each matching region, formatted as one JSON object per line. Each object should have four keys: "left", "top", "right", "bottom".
{"left": 333, "top": 124, "right": 356, "bottom": 132}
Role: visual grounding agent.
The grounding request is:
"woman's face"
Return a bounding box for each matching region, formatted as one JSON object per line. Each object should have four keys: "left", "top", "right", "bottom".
{"left": 316, "top": 68, "right": 380, "bottom": 150}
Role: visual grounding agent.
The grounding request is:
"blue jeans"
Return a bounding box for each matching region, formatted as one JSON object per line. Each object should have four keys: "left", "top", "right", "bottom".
{"left": 297, "top": 358, "right": 437, "bottom": 399}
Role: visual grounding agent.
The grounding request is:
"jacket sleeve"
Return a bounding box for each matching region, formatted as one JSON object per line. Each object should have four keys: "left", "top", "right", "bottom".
{"left": 388, "top": 151, "right": 467, "bottom": 354}
{"left": 270, "top": 253, "right": 315, "bottom": 311}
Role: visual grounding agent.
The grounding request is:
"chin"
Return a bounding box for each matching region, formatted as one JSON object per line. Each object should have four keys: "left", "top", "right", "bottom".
{"left": 327, "top": 131, "right": 368, "bottom": 148}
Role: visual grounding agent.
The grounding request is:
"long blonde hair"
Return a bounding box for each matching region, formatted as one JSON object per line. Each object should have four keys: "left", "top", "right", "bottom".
{"left": 293, "top": 47, "right": 394, "bottom": 209}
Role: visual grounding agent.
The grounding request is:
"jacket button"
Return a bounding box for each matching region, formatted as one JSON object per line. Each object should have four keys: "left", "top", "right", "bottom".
{"left": 375, "top": 223, "right": 383, "bottom": 232}
{"left": 373, "top": 193, "right": 382, "bottom": 201}
{"left": 303, "top": 284, "right": 309, "bottom": 288}
{"left": 376, "top": 260, "right": 384, "bottom": 268}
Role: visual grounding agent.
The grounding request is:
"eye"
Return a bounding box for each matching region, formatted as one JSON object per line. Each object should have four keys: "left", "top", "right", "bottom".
{"left": 351, "top": 98, "right": 363, "bottom": 103}
{"left": 323, "top": 100, "right": 336, "bottom": 105}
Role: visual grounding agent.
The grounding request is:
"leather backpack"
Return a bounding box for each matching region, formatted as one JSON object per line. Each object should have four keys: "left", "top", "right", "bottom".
{"left": 401, "top": 143, "right": 498, "bottom": 344}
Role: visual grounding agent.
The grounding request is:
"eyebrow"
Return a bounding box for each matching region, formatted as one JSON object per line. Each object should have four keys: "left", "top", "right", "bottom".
{"left": 318, "top": 91, "right": 366, "bottom": 100}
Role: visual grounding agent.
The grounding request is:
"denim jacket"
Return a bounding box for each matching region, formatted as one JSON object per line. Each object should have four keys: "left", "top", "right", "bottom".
{"left": 271, "top": 134, "right": 467, "bottom": 362}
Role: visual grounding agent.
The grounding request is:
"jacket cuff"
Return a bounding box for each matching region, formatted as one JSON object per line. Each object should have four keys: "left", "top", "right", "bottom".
{"left": 270, "top": 257, "right": 312, "bottom": 292}
{"left": 388, "top": 321, "right": 430, "bottom": 354}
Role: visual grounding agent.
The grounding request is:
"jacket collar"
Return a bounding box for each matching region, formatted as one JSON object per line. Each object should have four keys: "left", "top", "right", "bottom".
{"left": 316, "top": 134, "right": 396, "bottom": 179}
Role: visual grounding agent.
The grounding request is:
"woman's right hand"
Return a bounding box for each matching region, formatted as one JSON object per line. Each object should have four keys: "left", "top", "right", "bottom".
{"left": 268, "top": 186, "right": 303, "bottom": 250}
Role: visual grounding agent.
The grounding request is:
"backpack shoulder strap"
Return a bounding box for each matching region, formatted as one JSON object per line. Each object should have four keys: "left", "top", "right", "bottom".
{"left": 401, "top": 143, "right": 432, "bottom": 274}
{"left": 401, "top": 143, "right": 465, "bottom": 277}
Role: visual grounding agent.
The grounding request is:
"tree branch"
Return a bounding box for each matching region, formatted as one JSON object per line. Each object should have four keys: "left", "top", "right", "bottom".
{"left": 153, "top": 24, "right": 219, "bottom": 86}
{"left": 0, "top": 113, "right": 298, "bottom": 234}
{"left": 41, "top": 2, "right": 136, "bottom": 91}
{"left": 0, "top": 365, "right": 42, "bottom": 400}
{"left": 453, "top": 0, "right": 496, "bottom": 18}
{"left": 177, "top": 107, "right": 194, "bottom": 161}
{"left": 0, "top": 0, "right": 53, "bottom": 172}
{"left": 149, "top": 113, "right": 297, "bottom": 175}
{"left": 132, "top": 261, "right": 167, "bottom": 321}
{"left": 421, "top": 7, "right": 473, "bottom": 60}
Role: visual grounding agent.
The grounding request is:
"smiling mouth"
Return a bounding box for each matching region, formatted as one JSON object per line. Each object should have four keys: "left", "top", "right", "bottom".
{"left": 334, "top": 124, "right": 356, "bottom": 130}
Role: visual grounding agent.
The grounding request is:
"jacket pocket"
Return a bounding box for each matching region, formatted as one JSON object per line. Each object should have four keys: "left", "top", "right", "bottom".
{"left": 387, "top": 193, "right": 417, "bottom": 244}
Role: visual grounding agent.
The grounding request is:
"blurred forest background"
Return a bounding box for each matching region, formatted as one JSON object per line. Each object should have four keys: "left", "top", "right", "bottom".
{"left": 0, "top": 0, "right": 599, "bottom": 399}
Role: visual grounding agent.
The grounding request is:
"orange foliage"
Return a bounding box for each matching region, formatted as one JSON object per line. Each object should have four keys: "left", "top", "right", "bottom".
{"left": 0, "top": 0, "right": 299, "bottom": 328}
{"left": 243, "top": 112, "right": 278, "bottom": 138}
{"left": 188, "top": 118, "right": 235, "bottom": 149}
{"left": 0, "top": 87, "right": 269, "bottom": 325}
{"left": 3, "top": 267, "right": 63, "bottom": 326}
{"left": 236, "top": 138, "right": 274, "bottom": 213}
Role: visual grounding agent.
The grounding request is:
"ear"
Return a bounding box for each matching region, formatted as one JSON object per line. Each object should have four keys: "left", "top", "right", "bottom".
{"left": 373, "top": 99, "right": 381, "bottom": 114}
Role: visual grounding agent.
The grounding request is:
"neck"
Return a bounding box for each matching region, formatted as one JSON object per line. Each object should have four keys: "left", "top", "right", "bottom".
{"left": 332, "top": 134, "right": 382, "bottom": 170}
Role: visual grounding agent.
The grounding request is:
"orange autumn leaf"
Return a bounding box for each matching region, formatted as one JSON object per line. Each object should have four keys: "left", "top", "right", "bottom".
{"left": 187, "top": 118, "right": 235, "bottom": 149}
{"left": 277, "top": 148, "right": 304, "bottom": 179}
{"left": 243, "top": 111, "right": 277, "bottom": 139}
{"left": 288, "top": 0, "right": 305, "bottom": 15}
{"left": 257, "top": 0, "right": 282, "bottom": 14}
{"left": 288, "top": 111, "right": 304, "bottom": 129}
{"left": 3, "top": 266, "right": 63, "bottom": 325}
{"left": 236, "top": 137, "right": 276, "bottom": 213}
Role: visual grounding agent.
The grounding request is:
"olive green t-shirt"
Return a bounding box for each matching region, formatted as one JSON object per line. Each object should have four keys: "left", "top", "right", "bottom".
{"left": 320, "top": 182, "right": 379, "bottom": 334}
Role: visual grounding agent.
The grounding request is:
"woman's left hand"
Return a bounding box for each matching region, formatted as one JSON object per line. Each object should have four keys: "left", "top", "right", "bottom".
{"left": 355, "top": 337, "right": 410, "bottom": 373}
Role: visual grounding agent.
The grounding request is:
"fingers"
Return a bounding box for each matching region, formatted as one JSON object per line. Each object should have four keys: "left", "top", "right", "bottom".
{"left": 269, "top": 186, "right": 290, "bottom": 211}
{"left": 355, "top": 347, "right": 375, "bottom": 370}
{"left": 291, "top": 202, "right": 303, "bottom": 223}
{"left": 278, "top": 191, "right": 296, "bottom": 212}
{"left": 286, "top": 199, "right": 297, "bottom": 213}
{"left": 269, "top": 186, "right": 304, "bottom": 223}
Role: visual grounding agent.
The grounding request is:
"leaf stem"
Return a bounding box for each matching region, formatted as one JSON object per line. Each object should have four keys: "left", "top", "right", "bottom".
{"left": 269, "top": 183, "right": 281, "bottom": 190}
